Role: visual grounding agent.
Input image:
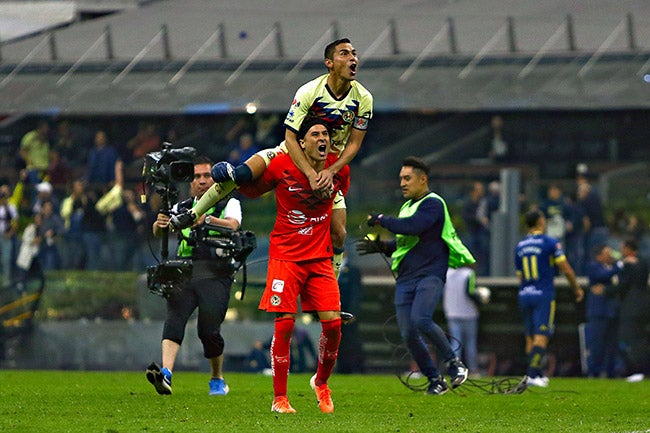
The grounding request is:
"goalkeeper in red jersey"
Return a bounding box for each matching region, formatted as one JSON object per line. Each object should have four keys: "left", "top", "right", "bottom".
{"left": 241, "top": 117, "right": 348, "bottom": 414}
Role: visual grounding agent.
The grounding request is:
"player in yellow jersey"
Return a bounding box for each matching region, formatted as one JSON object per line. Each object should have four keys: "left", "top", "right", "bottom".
{"left": 171, "top": 38, "right": 373, "bottom": 279}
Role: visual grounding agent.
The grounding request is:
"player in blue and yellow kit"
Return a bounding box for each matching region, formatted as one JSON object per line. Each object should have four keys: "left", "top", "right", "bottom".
{"left": 515, "top": 209, "right": 583, "bottom": 387}
{"left": 171, "top": 38, "right": 373, "bottom": 279}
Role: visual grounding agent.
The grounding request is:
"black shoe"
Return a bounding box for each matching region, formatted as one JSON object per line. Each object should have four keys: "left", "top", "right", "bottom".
{"left": 426, "top": 376, "right": 449, "bottom": 395}
{"left": 447, "top": 358, "right": 469, "bottom": 388}
{"left": 169, "top": 210, "right": 196, "bottom": 231}
{"left": 146, "top": 362, "right": 172, "bottom": 395}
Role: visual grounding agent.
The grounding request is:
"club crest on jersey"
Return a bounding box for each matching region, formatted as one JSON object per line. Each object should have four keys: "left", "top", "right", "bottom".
{"left": 342, "top": 110, "right": 355, "bottom": 123}
{"left": 270, "top": 295, "right": 281, "bottom": 306}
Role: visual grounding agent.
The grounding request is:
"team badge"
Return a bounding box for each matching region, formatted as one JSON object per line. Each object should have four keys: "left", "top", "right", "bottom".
{"left": 342, "top": 110, "right": 355, "bottom": 123}
{"left": 270, "top": 295, "right": 281, "bottom": 306}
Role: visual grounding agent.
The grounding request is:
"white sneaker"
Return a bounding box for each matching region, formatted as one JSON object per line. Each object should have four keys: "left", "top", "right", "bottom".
{"left": 526, "top": 376, "right": 549, "bottom": 387}
{"left": 626, "top": 373, "right": 644, "bottom": 383}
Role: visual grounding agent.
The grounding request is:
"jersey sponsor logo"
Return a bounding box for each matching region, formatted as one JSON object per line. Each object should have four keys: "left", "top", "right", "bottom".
{"left": 288, "top": 210, "right": 306, "bottom": 225}
{"left": 270, "top": 295, "right": 282, "bottom": 306}
{"left": 354, "top": 117, "right": 369, "bottom": 130}
{"left": 342, "top": 110, "right": 355, "bottom": 123}
{"left": 333, "top": 197, "right": 343, "bottom": 205}
{"left": 298, "top": 226, "right": 313, "bottom": 235}
{"left": 271, "top": 279, "right": 285, "bottom": 293}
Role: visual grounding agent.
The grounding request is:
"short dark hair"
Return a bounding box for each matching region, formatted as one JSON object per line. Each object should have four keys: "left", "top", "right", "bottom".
{"left": 524, "top": 209, "right": 544, "bottom": 229}
{"left": 194, "top": 155, "right": 213, "bottom": 166}
{"left": 402, "top": 156, "right": 429, "bottom": 176}
{"left": 324, "top": 38, "right": 351, "bottom": 60}
{"left": 297, "top": 116, "right": 331, "bottom": 141}
{"left": 591, "top": 243, "right": 609, "bottom": 259}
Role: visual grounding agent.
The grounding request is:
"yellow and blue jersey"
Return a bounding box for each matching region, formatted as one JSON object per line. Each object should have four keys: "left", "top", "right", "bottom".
{"left": 515, "top": 232, "right": 566, "bottom": 297}
{"left": 284, "top": 74, "right": 373, "bottom": 156}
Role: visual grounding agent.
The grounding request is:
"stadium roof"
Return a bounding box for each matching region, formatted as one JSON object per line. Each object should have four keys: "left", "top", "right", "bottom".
{"left": 1, "top": 0, "right": 649, "bottom": 114}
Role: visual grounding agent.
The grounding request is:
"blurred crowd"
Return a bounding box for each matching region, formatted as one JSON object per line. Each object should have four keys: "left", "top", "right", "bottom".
{"left": 0, "top": 114, "right": 284, "bottom": 289}
{"left": 459, "top": 168, "right": 649, "bottom": 277}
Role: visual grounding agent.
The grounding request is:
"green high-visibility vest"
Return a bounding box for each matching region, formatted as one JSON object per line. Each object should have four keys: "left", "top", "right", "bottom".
{"left": 177, "top": 203, "right": 223, "bottom": 258}
{"left": 391, "top": 192, "right": 476, "bottom": 273}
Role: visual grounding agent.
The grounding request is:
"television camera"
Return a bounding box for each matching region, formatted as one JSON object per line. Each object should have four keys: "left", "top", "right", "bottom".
{"left": 143, "top": 143, "right": 197, "bottom": 299}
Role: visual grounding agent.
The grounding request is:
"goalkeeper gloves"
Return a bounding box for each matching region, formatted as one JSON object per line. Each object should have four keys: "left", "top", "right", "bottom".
{"left": 366, "top": 213, "right": 384, "bottom": 227}
{"left": 355, "top": 236, "right": 387, "bottom": 256}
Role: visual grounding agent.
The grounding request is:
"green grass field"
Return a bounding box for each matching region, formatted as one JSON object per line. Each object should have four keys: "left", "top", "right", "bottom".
{"left": 2, "top": 371, "right": 649, "bottom": 433}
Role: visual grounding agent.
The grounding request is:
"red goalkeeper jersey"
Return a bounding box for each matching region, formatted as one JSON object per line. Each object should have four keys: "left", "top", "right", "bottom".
{"left": 247, "top": 153, "right": 349, "bottom": 262}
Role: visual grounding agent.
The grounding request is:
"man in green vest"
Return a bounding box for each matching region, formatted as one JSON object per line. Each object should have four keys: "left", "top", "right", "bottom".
{"left": 356, "top": 156, "right": 475, "bottom": 395}
{"left": 146, "top": 156, "right": 242, "bottom": 397}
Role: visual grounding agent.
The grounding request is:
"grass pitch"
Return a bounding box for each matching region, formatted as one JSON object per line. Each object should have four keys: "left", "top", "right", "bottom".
{"left": 2, "top": 370, "right": 649, "bottom": 433}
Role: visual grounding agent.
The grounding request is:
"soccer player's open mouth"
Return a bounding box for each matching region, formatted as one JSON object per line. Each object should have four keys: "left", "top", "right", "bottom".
{"left": 318, "top": 144, "right": 327, "bottom": 156}
{"left": 349, "top": 63, "right": 357, "bottom": 75}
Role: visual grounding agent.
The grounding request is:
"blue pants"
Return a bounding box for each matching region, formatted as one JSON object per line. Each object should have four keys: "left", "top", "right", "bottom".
{"left": 586, "top": 317, "right": 619, "bottom": 378}
{"left": 395, "top": 275, "right": 455, "bottom": 380}
{"left": 447, "top": 317, "right": 478, "bottom": 372}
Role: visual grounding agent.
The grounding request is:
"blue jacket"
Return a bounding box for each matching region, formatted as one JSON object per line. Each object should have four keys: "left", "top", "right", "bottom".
{"left": 585, "top": 260, "right": 623, "bottom": 319}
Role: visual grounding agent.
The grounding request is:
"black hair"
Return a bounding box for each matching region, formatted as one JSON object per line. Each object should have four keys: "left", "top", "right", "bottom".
{"left": 194, "top": 155, "right": 213, "bottom": 166}
{"left": 591, "top": 243, "right": 609, "bottom": 259}
{"left": 297, "top": 117, "right": 331, "bottom": 141}
{"left": 524, "top": 209, "right": 544, "bottom": 229}
{"left": 402, "top": 156, "right": 429, "bottom": 176}
{"left": 324, "top": 38, "right": 351, "bottom": 60}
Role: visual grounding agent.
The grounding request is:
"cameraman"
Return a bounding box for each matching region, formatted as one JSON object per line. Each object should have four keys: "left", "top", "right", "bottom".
{"left": 146, "top": 155, "right": 241, "bottom": 396}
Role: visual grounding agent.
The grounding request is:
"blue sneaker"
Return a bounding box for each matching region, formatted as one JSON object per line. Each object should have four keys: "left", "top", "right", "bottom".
{"left": 208, "top": 378, "right": 230, "bottom": 396}
{"left": 146, "top": 362, "right": 172, "bottom": 395}
{"left": 211, "top": 162, "right": 235, "bottom": 183}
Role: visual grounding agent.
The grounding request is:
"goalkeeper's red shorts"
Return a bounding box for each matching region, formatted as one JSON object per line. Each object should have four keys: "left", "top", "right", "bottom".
{"left": 258, "top": 257, "right": 341, "bottom": 313}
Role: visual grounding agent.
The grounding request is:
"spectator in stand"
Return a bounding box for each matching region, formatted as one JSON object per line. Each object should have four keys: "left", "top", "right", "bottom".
{"left": 47, "top": 148, "right": 73, "bottom": 192}
{"left": 15, "top": 212, "right": 43, "bottom": 285}
{"left": 488, "top": 115, "right": 509, "bottom": 163}
{"left": 585, "top": 244, "right": 623, "bottom": 378}
{"left": 462, "top": 181, "right": 489, "bottom": 276}
{"left": 0, "top": 184, "right": 19, "bottom": 288}
{"left": 60, "top": 179, "right": 88, "bottom": 270}
{"left": 53, "top": 119, "right": 83, "bottom": 167}
{"left": 95, "top": 160, "right": 145, "bottom": 271}
{"left": 227, "top": 133, "right": 259, "bottom": 167}
{"left": 80, "top": 187, "right": 108, "bottom": 270}
{"left": 485, "top": 180, "right": 500, "bottom": 221}
{"left": 576, "top": 168, "right": 609, "bottom": 264}
{"left": 37, "top": 200, "right": 65, "bottom": 271}
{"left": 564, "top": 192, "right": 586, "bottom": 275}
{"left": 540, "top": 184, "right": 571, "bottom": 244}
{"left": 19, "top": 120, "right": 50, "bottom": 185}
{"left": 86, "top": 130, "right": 119, "bottom": 187}
{"left": 126, "top": 122, "right": 161, "bottom": 164}
{"left": 32, "top": 181, "right": 60, "bottom": 215}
